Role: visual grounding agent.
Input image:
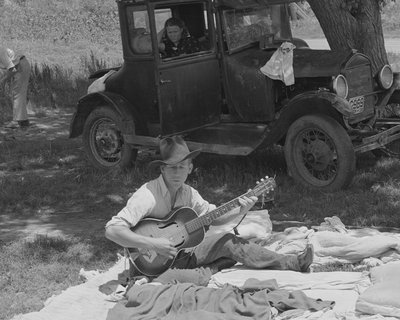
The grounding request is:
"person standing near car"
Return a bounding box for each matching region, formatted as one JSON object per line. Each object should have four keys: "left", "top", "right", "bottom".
{"left": 0, "top": 46, "right": 30, "bottom": 128}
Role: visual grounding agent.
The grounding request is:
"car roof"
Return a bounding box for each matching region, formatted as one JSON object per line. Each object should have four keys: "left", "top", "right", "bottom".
{"left": 215, "top": 0, "right": 297, "bottom": 8}
{"left": 117, "top": 0, "right": 297, "bottom": 7}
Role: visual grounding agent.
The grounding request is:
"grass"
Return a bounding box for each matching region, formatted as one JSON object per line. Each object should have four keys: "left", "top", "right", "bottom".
{"left": 0, "top": 235, "right": 119, "bottom": 320}
{"left": 0, "top": 49, "right": 117, "bottom": 124}
{"left": 1, "top": 108, "right": 400, "bottom": 320}
{"left": 1, "top": 135, "right": 400, "bottom": 319}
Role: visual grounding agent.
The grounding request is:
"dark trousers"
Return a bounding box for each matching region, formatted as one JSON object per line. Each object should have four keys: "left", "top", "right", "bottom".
{"left": 149, "top": 233, "right": 300, "bottom": 285}
{"left": 173, "top": 233, "right": 298, "bottom": 270}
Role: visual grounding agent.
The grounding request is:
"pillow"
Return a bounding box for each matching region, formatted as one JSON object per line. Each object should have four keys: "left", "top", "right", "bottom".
{"left": 131, "top": 28, "right": 152, "bottom": 54}
{"left": 370, "top": 261, "right": 400, "bottom": 284}
{"left": 356, "top": 281, "right": 400, "bottom": 318}
{"left": 356, "top": 262, "right": 400, "bottom": 317}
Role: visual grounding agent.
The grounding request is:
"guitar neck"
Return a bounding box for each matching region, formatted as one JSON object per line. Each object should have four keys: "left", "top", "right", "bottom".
{"left": 185, "top": 190, "right": 256, "bottom": 234}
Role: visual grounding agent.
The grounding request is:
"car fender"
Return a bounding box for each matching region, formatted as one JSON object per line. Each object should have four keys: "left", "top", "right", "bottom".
{"left": 69, "top": 91, "right": 144, "bottom": 138}
{"left": 260, "top": 91, "right": 352, "bottom": 147}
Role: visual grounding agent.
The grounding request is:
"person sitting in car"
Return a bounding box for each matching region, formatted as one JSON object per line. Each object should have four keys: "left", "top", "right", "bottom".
{"left": 159, "top": 17, "right": 201, "bottom": 58}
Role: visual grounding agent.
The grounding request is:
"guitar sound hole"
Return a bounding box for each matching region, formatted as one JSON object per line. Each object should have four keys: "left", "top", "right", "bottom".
{"left": 174, "top": 239, "right": 184, "bottom": 247}
{"left": 158, "top": 222, "right": 178, "bottom": 229}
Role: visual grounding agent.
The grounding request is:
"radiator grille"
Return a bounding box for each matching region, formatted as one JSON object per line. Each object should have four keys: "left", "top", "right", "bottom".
{"left": 343, "top": 64, "right": 374, "bottom": 119}
{"left": 343, "top": 65, "right": 373, "bottom": 98}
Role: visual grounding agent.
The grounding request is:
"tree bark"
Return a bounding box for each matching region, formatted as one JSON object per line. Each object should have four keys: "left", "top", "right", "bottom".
{"left": 308, "top": 0, "right": 388, "bottom": 75}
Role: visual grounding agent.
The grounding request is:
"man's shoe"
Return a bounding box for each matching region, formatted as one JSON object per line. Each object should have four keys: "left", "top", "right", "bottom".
{"left": 206, "top": 257, "right": 236, "bottom": 274}
{"left": 297, "top": 244, "right": 314, "bottom": 272}
{"left": 18, "top": 120, "right": 30, "bottom": 128}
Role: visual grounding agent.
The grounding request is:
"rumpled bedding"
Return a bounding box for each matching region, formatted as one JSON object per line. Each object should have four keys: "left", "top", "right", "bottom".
{"left": 311, "top": 231, "right": 400, "bottom": 264}
{"left": 106, "top": 279, "right": 334, "bottom": 320}
{"left": 258, "top": 216, "right": 400, "bottom": 267}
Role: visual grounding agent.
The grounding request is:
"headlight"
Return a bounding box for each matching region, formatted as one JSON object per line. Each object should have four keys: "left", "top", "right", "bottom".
{"left": 332, "top": 74, "right": 348, "bottom": 99}
{"left": 378, "top": 64, "right": 393, "bottom": 89}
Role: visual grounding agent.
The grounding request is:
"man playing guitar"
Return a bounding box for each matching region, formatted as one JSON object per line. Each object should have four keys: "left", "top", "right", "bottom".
{"left": 105, "top": 136, "right": 313, "bottom": 282}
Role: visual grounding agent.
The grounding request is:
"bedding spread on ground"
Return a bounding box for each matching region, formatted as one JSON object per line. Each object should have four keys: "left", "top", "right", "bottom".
{"left": 106, "top": 279, "right": 334, "bottom": 320}
{"left": 11, "top": 214, "right": 400, "bottom": 320}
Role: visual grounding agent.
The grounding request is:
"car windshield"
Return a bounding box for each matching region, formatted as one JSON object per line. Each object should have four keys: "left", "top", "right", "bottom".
{"left": 222, "top": 4, "right": 291, "bottom": 51}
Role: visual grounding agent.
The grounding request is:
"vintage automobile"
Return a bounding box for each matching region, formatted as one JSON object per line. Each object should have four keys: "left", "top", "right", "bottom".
{"left": 70, "top": 0, "right": 400, "bottom": 191}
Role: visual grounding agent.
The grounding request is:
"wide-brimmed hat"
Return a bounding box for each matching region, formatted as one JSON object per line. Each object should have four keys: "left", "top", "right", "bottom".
{"left": 149, "top": 136, "right": 201, "bottom": 168}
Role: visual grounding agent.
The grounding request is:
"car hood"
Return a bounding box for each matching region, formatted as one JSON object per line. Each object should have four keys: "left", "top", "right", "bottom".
{"left": 292, "top": 49, "right": 353, "bottom": 77}
{"left": 232, "top": 48, "right": 353, "bottom": 78}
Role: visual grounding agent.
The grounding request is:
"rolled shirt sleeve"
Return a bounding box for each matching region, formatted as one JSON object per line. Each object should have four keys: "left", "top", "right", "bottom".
{"left": 105, "top": 184, "right": 156, "bottom": 229}
{"left": 190, "top": 188, "right": 216, "bottom": 216}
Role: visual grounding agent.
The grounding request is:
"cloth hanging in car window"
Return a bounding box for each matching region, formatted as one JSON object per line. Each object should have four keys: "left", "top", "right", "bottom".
{"left": 260, "top": 42, "right": 296, "bottom": 86}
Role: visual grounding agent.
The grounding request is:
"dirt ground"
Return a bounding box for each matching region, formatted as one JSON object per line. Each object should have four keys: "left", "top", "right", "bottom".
{"left": 0, "top": 110, "right": 112, "bottom": 243}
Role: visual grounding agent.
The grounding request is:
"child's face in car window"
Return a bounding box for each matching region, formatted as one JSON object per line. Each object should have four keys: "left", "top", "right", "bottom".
{"left": 166, "top": 25, "right": 183, "bottom": 44}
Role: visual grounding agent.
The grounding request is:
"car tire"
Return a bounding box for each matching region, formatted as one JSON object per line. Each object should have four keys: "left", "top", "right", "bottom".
{"left": 83, "top": 106, "right": 137, "bottom": 169}
{"left": 284, "top": 114, "right": 356, "bottom": 191}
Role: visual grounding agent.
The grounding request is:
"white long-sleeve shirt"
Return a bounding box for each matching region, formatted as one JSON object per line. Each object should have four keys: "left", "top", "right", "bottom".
{"left": 106, "top": 175, "right": 216, "bottom": 229}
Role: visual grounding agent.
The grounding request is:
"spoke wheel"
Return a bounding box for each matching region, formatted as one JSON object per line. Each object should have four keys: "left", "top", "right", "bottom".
{"left": 83, "top": 106, "right": 137, "bottom": 169}
{"left": 284, "top": 114, "right": 355, "bottom": 191}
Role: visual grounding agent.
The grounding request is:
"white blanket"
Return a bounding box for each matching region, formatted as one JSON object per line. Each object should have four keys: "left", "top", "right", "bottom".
{"left": 210, "top": 266, "right": 370, "bottom": 292}
{"left": 11, "top": 258, "right": 126, "bottom": 320}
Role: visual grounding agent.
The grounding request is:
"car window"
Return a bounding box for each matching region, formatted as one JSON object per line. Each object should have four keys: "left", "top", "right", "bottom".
{"left": 223, "top": 5, "right": 291, "bottom": 52}
{"left": 155, "top": 8, "right": 172, "bottom": 34}
{"left": 155, "top": 2, "right": 213, "bottom": 61}
{"left": 127, "top": 6, "right": 152, "bottom": 55}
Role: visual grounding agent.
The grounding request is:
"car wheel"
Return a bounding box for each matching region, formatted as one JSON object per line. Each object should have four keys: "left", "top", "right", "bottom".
{"left": 284, "top": 114, "right": 356, "bottom": 191}
{"left": 83, "top": 106, "right": 137, "bottom": 169}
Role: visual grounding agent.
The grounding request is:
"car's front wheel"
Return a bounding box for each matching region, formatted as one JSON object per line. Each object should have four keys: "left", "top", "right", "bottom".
{"left": 284, "top": 114, "right": 356, "bottom": 191}
{"left": 83, "top": 106, "right": 137, "bottom": 169}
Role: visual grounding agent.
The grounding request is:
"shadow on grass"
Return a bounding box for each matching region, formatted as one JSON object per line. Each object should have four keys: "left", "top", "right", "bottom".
{"left": 0, "top": 109, "right": 74, "bottom": 143}
{"left": 1, "top": 110, "right": 400, "bottom": 245}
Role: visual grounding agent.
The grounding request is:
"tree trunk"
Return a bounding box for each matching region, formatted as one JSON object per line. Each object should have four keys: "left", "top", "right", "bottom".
{"left": 308, "top": 0, "right": 388, "bottom": 75}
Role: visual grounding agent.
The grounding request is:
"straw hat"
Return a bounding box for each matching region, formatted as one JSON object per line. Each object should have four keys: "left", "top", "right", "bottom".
{"left": 149, "top": 136, "right": 201, "bottom": 167}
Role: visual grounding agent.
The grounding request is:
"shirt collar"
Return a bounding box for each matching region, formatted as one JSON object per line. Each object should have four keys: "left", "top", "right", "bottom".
{"left": 157, "top": 174, "right": 185, "bottom": 198}
{"left": 157, "top": 174, "right": 169, "bottom": 197}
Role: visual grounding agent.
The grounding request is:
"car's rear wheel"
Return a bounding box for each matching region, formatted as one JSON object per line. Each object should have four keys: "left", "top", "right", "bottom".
{"left": 284, "top": 114, "right": 356, "bottom": 191}
{"left": 83, "top": 106, "right": 137, "bottom": 169}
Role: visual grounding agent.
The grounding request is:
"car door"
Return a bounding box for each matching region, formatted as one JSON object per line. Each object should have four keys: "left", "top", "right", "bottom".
{"left": 155, "top": 1, "right": 222, "bottom": 135}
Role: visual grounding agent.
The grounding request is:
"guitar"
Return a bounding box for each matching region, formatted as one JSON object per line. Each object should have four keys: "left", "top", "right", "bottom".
{"left": 127, "top": 176, "right": 276, "bottom": 276}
